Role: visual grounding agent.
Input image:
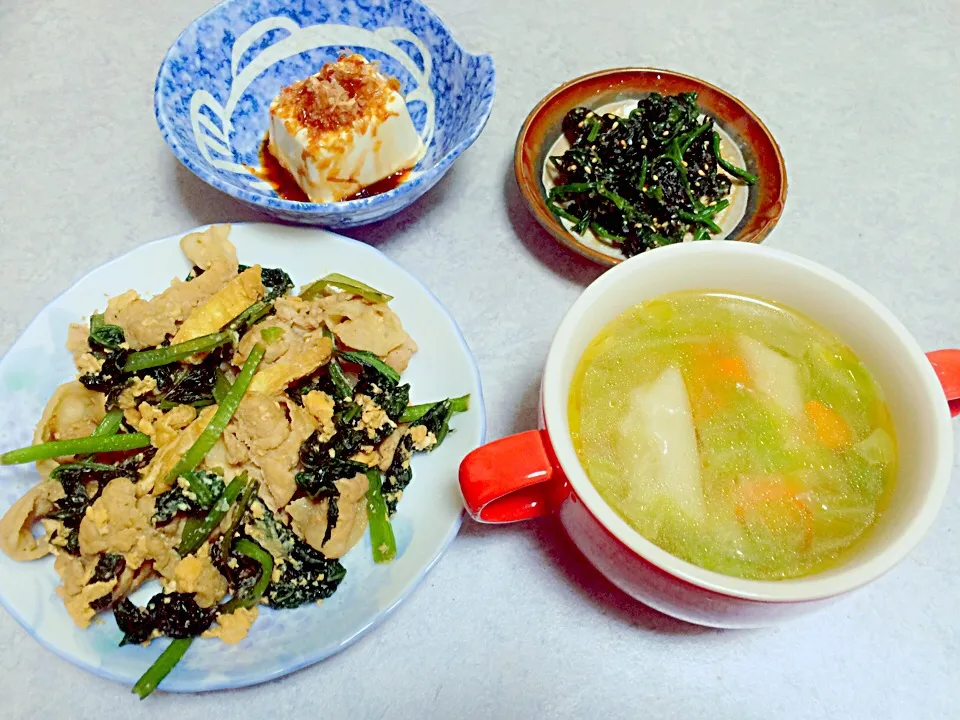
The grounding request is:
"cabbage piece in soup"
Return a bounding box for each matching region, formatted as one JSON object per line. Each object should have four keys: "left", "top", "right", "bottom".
{"left": 568, "top": 291, "right": 897, "bottom": 580}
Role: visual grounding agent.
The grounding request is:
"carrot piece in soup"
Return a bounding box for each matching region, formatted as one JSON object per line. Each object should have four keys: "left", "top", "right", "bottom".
{"left": 715, "top": 355, "right": 748, "bottom": 383}
{"left": 688, "top": 345, "right": 749, "bottom": 421}
{"left": 805, "top": 399, "right": 852, "bottom": 449}
{"left": 735, "top": 478, "right": 814, "bottom": 551}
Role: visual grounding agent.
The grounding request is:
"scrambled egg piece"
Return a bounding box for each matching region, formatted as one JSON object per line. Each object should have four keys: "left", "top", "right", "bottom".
{"left": 170, "top": 544, "right": 227, "bottom": 607}
{"left": 117, "top": 376, "right": 158, "bottom": 410}
{"left": 172, "top": 265, "right": 265, "bottom": 344}
{"left": 408, "top": 424, "right": 437, "bottom": 451}
{"left": 104, "top": 225, "right": 239, "bottom": 348}
{"left": 66, "top": 323, "right": 91, "bottom": 362}
{"left": 356, "top": 394, "right": 393, "bottom": 439}
{"left": 78, "top": 478, "right": 180, "bottom": 581}
{"left": 302, "top": 390, "right": 336, "bottom": 442}
{"left": 202, "top": 606, "right": 258, "bottom": 645}
{"left": 54, "top": 554, "right": 114, "bottom": 628}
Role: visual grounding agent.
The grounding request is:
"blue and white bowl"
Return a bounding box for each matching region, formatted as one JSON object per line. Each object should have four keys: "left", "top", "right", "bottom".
{"left": 155, "top": 0, "right": 496, "bottom": 228}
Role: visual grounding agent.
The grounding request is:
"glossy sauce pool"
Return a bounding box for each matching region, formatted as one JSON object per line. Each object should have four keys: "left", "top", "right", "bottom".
{"left": 250, "top": 135, "right": 412, "bottom": 203}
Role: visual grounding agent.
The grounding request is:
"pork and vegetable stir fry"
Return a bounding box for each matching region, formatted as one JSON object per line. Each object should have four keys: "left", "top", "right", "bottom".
{"left": 0, "top": 225, "right": 468, "bottom": 697}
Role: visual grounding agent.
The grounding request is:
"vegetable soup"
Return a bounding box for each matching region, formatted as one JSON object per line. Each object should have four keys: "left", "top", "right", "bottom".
{"left": 569, "top": 291, "right": 897, "bottom": 580}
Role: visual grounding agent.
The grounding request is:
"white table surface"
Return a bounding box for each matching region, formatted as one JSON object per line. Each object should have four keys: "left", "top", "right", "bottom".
{"left": 2, "top": 1, "right": 959, "bottom": 718}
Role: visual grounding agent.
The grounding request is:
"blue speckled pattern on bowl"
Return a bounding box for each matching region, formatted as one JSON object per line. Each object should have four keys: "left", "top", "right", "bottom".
{"left": 155, "top": 0, "right": 495, "bottom": 228}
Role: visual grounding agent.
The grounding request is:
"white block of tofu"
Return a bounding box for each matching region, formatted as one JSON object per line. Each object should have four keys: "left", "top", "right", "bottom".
{"left": 268, "top": 89, "right": 425, "bottom": 204}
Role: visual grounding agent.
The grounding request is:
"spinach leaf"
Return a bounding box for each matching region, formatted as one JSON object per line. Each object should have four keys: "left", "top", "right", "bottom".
{"left": 115, "top": 592, "right": 217, "bottom": 645}
{"left": 88, "top": 314, "right": 126, "bottom": 351}
{"left": 247, "top": 505, "right": 347, "bottom": 610}
{"left": 152, "top": 469, "right": 225, "bottom": 526}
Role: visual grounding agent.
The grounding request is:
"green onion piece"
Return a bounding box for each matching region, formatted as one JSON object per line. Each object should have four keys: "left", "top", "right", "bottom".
{"left": 259, "top": 327, "right": 284, "bottom": 345}
{"left": 712, "top": 132, "right": 758, "bottom": 184}
{"left": 337, "top": 350, "right": 400, "bottom": 384}
{"left": 224, "top": 300, "right": 273, "bottom": 334}
{"left": 178, "top": 473, "right": 248, "bottom": 556}
{"left": 217, "top": 479, "right": 259, "bottom": 561}
{"left": 342, "top": 403, "right": 362, "bottom": 424}
{"left": 49, "top": 461, "right": 118, "bottom": 479}
{"left": 163, "top": 344, "right": 265, "bottom": 489}
{"left": 123, "top": 331, "right": 234, "bottom": 373}
{"left": 91, "top": 409, "right": 124, "bottom": 438}
{"left": 132, "top": 638, "right": 193, "bottom": 700}
{"left": 399, "top": 394, "right": 470, "bottom": 424}
{"left": 692, "top": 226, "right": 710, "bottom": 241}
{"left": 1, "top": 433, "right": 151, "bottom": 465}
{"left": 300, "top": 273, "right": 393, "bottom": 304}
{"left": 219, "top": 538, "right": 273, "bottom": 614}
{"left": 212, "top": 370, "right": 232, "bottom": 405}
{"left": 365, "top": 469, "right": 397, "bottom": 564}
{"left": 158, "top": 398, "right": 215, "bottom": 411}
{"left": 328, "top": 357, "right": 353, "bottom": 401}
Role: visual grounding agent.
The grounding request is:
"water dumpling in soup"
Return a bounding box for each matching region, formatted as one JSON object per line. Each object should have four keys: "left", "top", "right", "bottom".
{"left": 617, "top": 367, "right": 705, "bottom": 522}
{"left": 569, "top": 291, "right": 897, "bottom": 581}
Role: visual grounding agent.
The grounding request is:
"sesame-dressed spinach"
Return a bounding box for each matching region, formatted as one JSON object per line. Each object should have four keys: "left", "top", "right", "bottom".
{"left": 548, "top": 92, "right": 757, "bottom": 257}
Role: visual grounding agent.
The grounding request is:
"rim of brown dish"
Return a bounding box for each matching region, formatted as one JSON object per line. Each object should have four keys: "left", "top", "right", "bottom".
{"left": 514, "top": 67, "right": 788, "bottom": 267}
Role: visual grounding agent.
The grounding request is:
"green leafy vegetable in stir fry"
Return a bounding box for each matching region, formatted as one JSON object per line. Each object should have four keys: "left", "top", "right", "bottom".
{"left": 0, "top": 225, "right": 470, "bottom": 699}
{"left": 547, "top": 92, "right": 758, "bottom": 257}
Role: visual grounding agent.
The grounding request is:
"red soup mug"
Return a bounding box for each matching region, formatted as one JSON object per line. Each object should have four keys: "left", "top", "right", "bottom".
{"left": 459, "top": 242, "right": 959, "bottom": 628}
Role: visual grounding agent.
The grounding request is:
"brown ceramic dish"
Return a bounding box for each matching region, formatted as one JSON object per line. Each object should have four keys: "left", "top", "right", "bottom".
{"left": 515, "top": 68, "right": 787, "bottom": 266}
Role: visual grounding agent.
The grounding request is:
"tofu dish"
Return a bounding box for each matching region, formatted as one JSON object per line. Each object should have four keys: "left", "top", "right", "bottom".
{"left": 0, "top": 225, "right": 468, "bottom": 698}
{"left": 263, "top": 54, "right": 425, "bottom": 203}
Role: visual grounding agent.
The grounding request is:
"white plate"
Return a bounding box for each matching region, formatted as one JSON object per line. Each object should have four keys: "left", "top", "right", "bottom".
{"left": 0, "top": 223, "right": 485, "bottom": 692}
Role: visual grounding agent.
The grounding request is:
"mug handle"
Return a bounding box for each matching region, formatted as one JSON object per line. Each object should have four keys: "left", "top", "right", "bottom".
{"left": 926, "top": 350, "right": 960, "bottom": 418}
{"left": 459, "top": 430, "right": 561, "bottom": 523}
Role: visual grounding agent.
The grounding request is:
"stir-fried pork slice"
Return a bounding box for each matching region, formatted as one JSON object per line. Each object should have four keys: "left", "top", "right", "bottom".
{"left": 286, "top": 472, "right": 369, "bottom": 558}
{"left": 104, "top": 225, "right": 239, "bottom": 348}
{"left": 220, "top": 393, "right": 317, "bottom": 509}
{"left": 0, "top": 481, "right": 64, "bottom": 560}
